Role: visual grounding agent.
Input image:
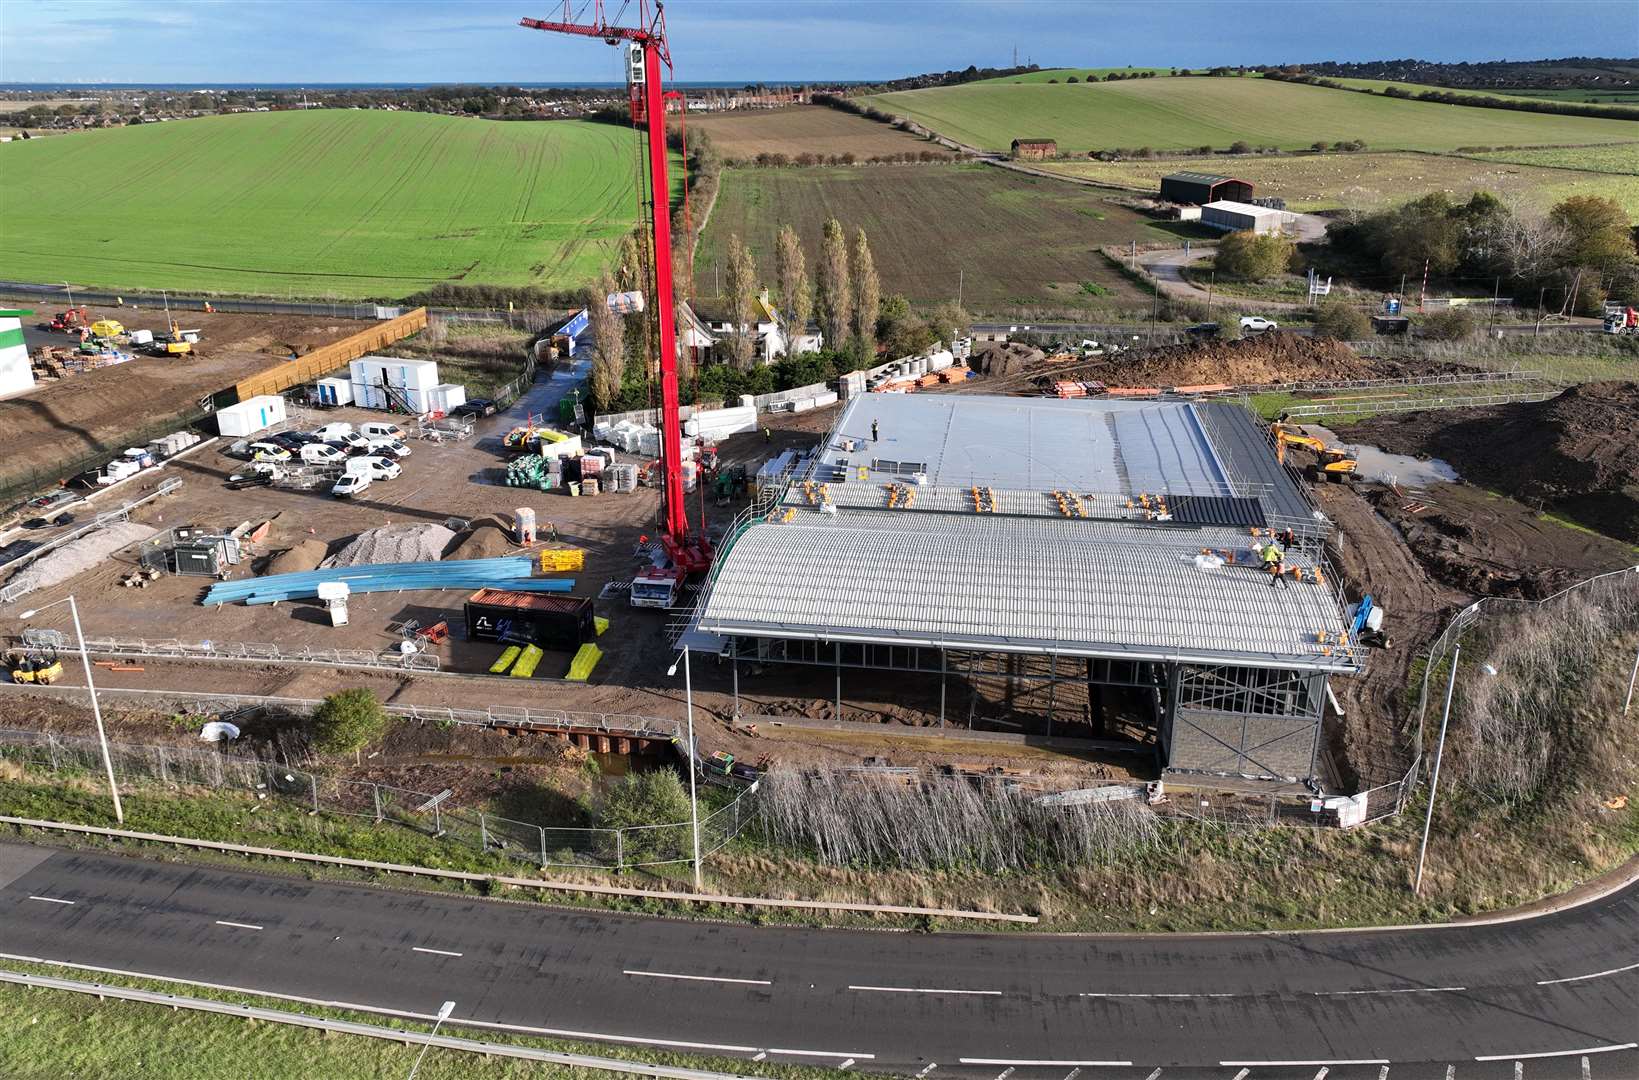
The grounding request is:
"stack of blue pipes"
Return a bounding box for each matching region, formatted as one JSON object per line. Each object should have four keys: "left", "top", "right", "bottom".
{"left": 201, "top": 557, "right": 575, "bottom": 606}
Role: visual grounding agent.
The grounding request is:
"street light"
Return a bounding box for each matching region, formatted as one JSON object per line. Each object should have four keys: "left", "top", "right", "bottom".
{"left": 665, "top": 646, "right": 704, "bottom": 890}
{"left": 19, "top": 594, "right": 122, "bottom": 824}
{"left": 405, "top": 999, "right": 456, "bottom": 1080}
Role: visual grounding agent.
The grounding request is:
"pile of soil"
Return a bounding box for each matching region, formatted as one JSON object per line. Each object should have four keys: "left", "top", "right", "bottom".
{"left": 971, "top": 341, "right": 1046, "bottom": 377}
{"left": 1346, "top": 381, "right": 1639, "bottom": 542}
{"left": 265, "top": 538, "right": 328, "bottom": 576}
{"left": 447, "top": 516, "right": 519, "bottom": 561}
{"left": 1089, "top": 333, "right": 1377, "bottom": 388}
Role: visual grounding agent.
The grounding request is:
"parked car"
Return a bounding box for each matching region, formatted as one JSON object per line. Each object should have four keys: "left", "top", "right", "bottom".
{"left": 1239, "top": 315, "right": 1279, "bottom": 334}
{"left": 364, "top": 437, "right": 412, "bottom": 459}
{"left": 358, "top": 421, "right": 406, "bottom": 440}
{"left": 331, "top": 473, "right": 372, "bottom": 499}
{"left": 226, "top": 472, "right": 275, "bottom": 491}
{"left": 301, "top": 443, "right": 348, "bottom": 466}
{"left": 247, "top": 442, "right": 292, "bottom": 463}
{"left": 268, "top": 431, "right": 316, "bottom": 451}
{"left": 451, "top": 398, "right": 497, "bottom": 419}
{"left": 25, "top": 489, "right": 84, "bottom": 514}
{"left": 312, "top": 422, "right": 354, "bottom": 442}
{"left": 21, "top": 513, "right": 73, "bottom": 530}
{"left": 324, "top": 430, "right": 373, "bottom": 454}
{"left": 345, "top": 456, "right": 401, "bottom": 481}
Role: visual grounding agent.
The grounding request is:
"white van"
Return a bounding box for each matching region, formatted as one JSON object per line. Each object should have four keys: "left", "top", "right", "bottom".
{"left": 358, "top": 421, "right": 406, "bottom": 441}
{"left": 301, "top": 443, "right": 348, "bottom": 466}
{"left": 312, "top": 422, "right": 354, "bottom": 442}
{"left": 344, "top": 455, "right": 401, "bottom": 481}
{"left": 331, "top": 473, "right": 371, "bottom": 499}
{"left": 364, "top": 436, "right": 412, "bottom": 459}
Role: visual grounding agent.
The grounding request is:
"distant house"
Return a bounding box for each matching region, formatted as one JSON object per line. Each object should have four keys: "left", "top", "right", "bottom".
{"left": 1160, "top": 171, "right": 1254, "bottom": 205}
{"left": 1010, "top": 138, "right": 1057, "bottom": 161}
{"left": 683, "top": 292, "right": 822, "bottom": 366}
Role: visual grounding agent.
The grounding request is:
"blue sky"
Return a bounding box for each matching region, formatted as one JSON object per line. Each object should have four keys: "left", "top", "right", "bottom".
{"left": 1, "top": 1, "right": 1634, "bottom": 85}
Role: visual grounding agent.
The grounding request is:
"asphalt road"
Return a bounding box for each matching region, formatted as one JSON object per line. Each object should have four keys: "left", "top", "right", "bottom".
{"left": 0, "top": 842, "right": 1634, "bottom": 1079}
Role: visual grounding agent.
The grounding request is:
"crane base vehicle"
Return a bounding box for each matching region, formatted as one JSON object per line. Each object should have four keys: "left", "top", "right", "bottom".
{"left": 1605, "top": 306, "right": 1638, "bottom": 335}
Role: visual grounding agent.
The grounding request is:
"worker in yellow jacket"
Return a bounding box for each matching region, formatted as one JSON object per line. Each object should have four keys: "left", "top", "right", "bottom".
{"left": 1261, "top": 541, "right": 1289, "bottom": 589}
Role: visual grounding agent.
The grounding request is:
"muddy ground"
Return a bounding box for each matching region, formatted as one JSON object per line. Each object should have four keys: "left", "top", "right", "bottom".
{"left": 1345, "top": 381, "right": 1639, "bottom": 544}
{"left": 1, "top": 300, "right": 368, "bottom": 490}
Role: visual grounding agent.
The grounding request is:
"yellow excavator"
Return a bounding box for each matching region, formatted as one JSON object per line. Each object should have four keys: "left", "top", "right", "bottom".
{"left": 7, "top": 648, "right": 63, "bottom": 685}
{"left": 1272, "top": 417, "right": 1358, "bottom": 483}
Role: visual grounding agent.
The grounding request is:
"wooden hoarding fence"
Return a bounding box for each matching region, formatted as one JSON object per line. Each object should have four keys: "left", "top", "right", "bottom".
{"left": 230, "top": 307, "right": 429, "bottom": 403}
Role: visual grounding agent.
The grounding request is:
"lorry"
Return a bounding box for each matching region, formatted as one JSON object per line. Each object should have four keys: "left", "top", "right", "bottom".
{"left": 1605, "top": 306, "right": 1639, "bottom": 335}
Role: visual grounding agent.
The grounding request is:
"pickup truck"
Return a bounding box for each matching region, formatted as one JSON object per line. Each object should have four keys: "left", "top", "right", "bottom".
{"left": 1239, "top": 315, "right": 1279, "bottom": 334}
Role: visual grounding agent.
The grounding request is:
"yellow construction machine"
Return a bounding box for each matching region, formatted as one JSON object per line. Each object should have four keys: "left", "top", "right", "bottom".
{"left": 7, "top": 648, "right": 63, "bottom": 685}
{"left": 1272, "top": 418, "right": 1358, "bottom": 483}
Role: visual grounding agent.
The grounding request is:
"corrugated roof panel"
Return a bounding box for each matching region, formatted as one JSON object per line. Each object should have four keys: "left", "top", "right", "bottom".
{"left": 1169, "top": 495, "right": 1268, "bottom": 528}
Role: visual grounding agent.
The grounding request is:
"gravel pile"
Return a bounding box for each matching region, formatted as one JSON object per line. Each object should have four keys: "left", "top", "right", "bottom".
{"left": 2, "top": 521, "right": 160, "bottom": 601}
{"left": 320, "top": 524, "right": 455, "bottom": 568}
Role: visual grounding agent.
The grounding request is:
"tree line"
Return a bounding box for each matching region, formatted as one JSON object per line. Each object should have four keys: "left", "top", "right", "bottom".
{"left": 1264, "top": 71, "right": 1639, "bottom": 122}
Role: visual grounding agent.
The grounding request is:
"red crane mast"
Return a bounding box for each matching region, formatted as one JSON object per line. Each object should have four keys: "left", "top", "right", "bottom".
{"left": 521, "top": 1, "right": 710, "bottom": 574}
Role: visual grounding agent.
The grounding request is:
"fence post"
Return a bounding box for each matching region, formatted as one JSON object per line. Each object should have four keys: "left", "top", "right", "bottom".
{"left": 310, "top": 773, "right": 319, "bottom": 814}
{"left": 373, "top": 784, "right": 382, "bottom": 824}
{"left": 1624, "top": 642, "right": 1639, "bottom": 715}
{"left": 46, "top": 733, "right": 58, "bottom": 772}
{"left": 615, "top": 829, "right": 624, "bottom": 871}
{"left": 480, "top": 812, "right": 489, "bottom": 851}
{"left": 539, "top": 825, "right": 547, "bottom": 869}
{"left": 157, "top": 745, "right": 170, "bottom": 784}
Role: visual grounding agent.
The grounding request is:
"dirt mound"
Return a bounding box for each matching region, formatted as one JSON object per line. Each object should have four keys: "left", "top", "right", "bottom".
{"left": 447, "top": 516, "right": 520, "bottom": 561}
{"left": 265, "top": 538, "right": 328, "bottom": 576}
{"left": 971, "top": 341, "right": 1045, "bottom": 377}
{"left": 1093, "top": 333, "right": 1376, "bottom": 388}
{"left": 321, "top": 523, "right": 455, "bottom": 568}
{"left": 1347, "top": 382, "right": 1639, "bottom": 542}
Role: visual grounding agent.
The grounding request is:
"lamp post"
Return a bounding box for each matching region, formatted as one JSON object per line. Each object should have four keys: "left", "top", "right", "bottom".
{"left": 19, "top": 595, "right": 122, "bottom": 824}
{"left": 666, "top": 646, "right": 704, "bottom": 890}
{"left": 405, "top": 1000, "right": 456, "bottom": 1080}
{"left": 1413, "top": 643, "right": 1460, "bottom": 895}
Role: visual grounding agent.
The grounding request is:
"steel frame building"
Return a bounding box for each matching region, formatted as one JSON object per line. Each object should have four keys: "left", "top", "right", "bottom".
{"left": 684, "top": 393, "right": 1362, "bottom": 787}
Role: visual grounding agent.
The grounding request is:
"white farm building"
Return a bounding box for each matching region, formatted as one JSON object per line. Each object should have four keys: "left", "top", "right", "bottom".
{"left": 1200, "top": 200, "right": 1296, "bottom": 236}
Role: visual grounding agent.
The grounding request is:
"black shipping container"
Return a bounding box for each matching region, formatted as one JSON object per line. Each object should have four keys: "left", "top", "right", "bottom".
{"left": 464, "top": 589, "right": 594, "bottom": 651}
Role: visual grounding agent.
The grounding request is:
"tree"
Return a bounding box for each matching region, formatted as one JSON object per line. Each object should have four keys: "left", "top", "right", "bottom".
{"left": 1416, "top": 308, "right": 1477, "bottom": 341}
{"left": 724, "top": 233, "right": 758, "bottom": 370}
{"left": 851, "top": 227, "right": 881, "bottom": 357}
{"left": 1550, "top": 195, "right": 1636, "bottom": 269}
{"left": 310, "top": 689, "right": 386, "bottom": 756}
{"left": 925, "top": 300, "right": 971, "bottom": 347}
{"left": 1213, "top": 230, "right": 1295, "bottom": 282}
{"left": 1228, "top": 140, "right": 1252, "bottom": 154}
{"left": 586, "top": 274, "right": 625, "bottom": 408}
{"left": 597, "top": 769, "right": 694, "bottom": 864}
{"left": 774, "top": 224, "right": 811, "bottom": 351}
{"left": 1312, "top": 304, "right": 1371, "bottom": 340}
{"left": 1371, "top": 193, "right": 1463, "bottom": 278}
{"left": 816, "top": 218, "right": 852, "bottom": 351}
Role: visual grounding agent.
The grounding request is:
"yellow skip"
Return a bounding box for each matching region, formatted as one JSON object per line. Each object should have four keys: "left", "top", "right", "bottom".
{"left": 510, "top": 644, "right": 544, "bottom": 678}
{"left": 567, "top": 643, "right": 603, "bottom": 681}
{"left": 539, "top": 548, "right": 586, "bottom": 572}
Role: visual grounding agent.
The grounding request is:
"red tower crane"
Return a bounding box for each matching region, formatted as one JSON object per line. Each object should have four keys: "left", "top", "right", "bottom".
{"left": 522, "top": 1, "right": 712, "bottom": 584}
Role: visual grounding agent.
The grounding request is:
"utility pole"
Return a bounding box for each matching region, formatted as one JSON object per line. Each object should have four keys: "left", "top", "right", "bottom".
{"left": 957, "top": 268, "right": 963, "bottom": 308}
{"left": 1414, "top": 643, "right": 1460, "bottom": 895}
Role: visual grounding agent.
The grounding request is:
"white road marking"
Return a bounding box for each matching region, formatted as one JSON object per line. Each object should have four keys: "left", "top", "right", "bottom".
{"left": 411, "top": 947, "right": 463, "bottom": 958}
{"left": 1537, "top": 960, "right": 1639, "bottom": 985}
{"left": 1379, "top": 1068, "right": 1390, "bottom": 1080}
{"left": 1144, "top": 1070, "right": 1162, "bottom": 1080}
{"left": 1582, "top": 1055, "right": 1592, "bottom": 1080}
{"left": 1312, "top": 1068, "right": 1329, "bottom": 1080}
{"left": 26, "top": 896, "right": 75, "bottom": 906}
{"left": 1514, "top": 1063, "right": 1522, "bottom": 1080}
{"left": 994, "top": 1068, "right": 1014, "bottom": 1080}
{"left": 1079, "top": 991, "right": 1232, "bottom": 999}
{"left": 1317, "top": 986, "right": 1465, "bottom": 996}
{"left": 914, "top": 1063, "right": 937, "bottom": 1078}
{"left": 1445, "top": 1066, "right": 1456, "bottom": 1080}
{"left": 957, "top": 1061, "right": 1133, "bottom": 1068}
{"left": 1062, "top": 1068, "right": 1082, "bottom": 1080}
{"left": 1231, "top": 1070, "right": 1250, "bottom": 1080}
{"left": 1476, "top": 1044, "right": 1637, "bottom": 1062}
{"left": 767, "top": 1048, "right": 874, "bottom": 1060}
{"left": 839, "top": 1059, "right": 855, "bottom": 1071}
{"left": 850, "top": 984, "right": 1002, "bottom": 996}
{"left": 1221, "top": 1061, "right": 1390, "bottom": 1068}
{"left": 752, "top": 1052, "right": 766, "bottom": 1062}
{"left": 213, "top": 920, "right": 263, "bottom": 931}
{"left": 624, "top": 970, "right": 771, "bottom": 987}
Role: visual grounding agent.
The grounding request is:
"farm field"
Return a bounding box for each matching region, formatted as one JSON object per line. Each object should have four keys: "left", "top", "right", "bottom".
{"left": 0, "top": 109, "right": 644, "bottom": 299}
{"left": 1322, "top": 76, "right": 1639, "bottom": 114}
{"left": 860, "top": 76, "right": 1639, "bottom": 154}
{"left": 696, "top": 163, "right": 1160, "bottom": 312}
{"left": 970, "top": 67, "right": 1172, "bottom": 84}
{"left": 1467, "top": 142, "right": 1639, "bottom": 175}
{"left": 1041, "top": 150, "right": 1639, "bottom": 215}
{"left": 686, "top": 105, "right": 950, "bottom": 161}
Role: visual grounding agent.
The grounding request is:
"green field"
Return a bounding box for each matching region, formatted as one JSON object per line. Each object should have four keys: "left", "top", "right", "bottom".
{"left": 696, "top": 163, "right": 1174, "bottom": 312}
{"left": 1041, "top": 150, "right": 1639, "bottom": 216}
{"left": 1324, "top": 76, "right": 1639, "bottom": 115}
{"left": 1466, "top": 142, "right": 1639, "bottom": 175}
{"left": 0, "top": 110, "right": 642, "bottom": 299}
{"left": 861, "top": 76, "right": 1639, "bottom": 153}
{"left": 970, "top": 67, "right": 1172, "bottom": 84}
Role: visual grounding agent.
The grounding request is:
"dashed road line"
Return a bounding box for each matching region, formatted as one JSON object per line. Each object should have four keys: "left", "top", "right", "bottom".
{"left": 766, "top": 1048, "right": 874, "bottom": 1060}
{"left": 1079, "top": 991, "right": 1233, "bottom": 999}
{"left": 1144, "top": 1070, "right": 1162, "bottom": 1080}
{"left": 914, "top": 1064, "right": 937, "bottom": 1078}
{"left": 1221, "top": 1061, "right": 1391, "bottom": 1068}
{"left": 1378, "top": 1067, "right": 1390, "bottom": 1080}
{"left": 1061, "top": 1068, "right": 1081, "bottom": 1080}
{"left": 838, "top": 1059, "right": 855, "bottom": 1071}
{"left": 625, "top": 970, "right": 772, "bottom": 987}
{"left": 26, "top": 896, "right": 75, "bottom": 906}
{"left": 1316, "top": 986, "right": 1465, "bottom": 996}
{"left": 1230, "top": 1070, "right": 1250, "bottom": 1080}
{"left": 957, "top": 1060, "right": 1133, "bottom": 1068}
{"left": 1476, "top": 1044, "right": 1637, "bottom": 1062}
{"left": 213, "top": 920, "right": 263, "bottom": 931}
{"left": 1445, "top": 1066, "right": 1456, "bottom": 1080}
{"left": 411, "top": 947, "right": 463, "bottom": 958}
{"left": 993, "top": 1068, "right": 1014, "bottom": 1080}
{"left": 850, "top": 985, "right": 1001, "bottom": 996}
{"left": 752, "top": 1052, "right": 766, "bottom": 1062}
{"left": 1583, "top": 1055, "right": 1593, "bottom": 1080}
{"left": 1312, "top": 1067, "right": 1329, "bottom": 1080}
{"left": 1537, "top": 960, "right": 1639, "bottom": 985}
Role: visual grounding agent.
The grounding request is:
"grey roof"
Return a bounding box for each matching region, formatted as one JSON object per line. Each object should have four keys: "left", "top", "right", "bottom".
{"left": 696, "top": 510, "right": 1357, "bottom": 672}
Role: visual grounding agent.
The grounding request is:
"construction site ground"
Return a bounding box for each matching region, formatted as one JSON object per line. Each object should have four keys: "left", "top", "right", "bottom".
{"left": 1, "top": 300, "right": 369, "bottom": 491}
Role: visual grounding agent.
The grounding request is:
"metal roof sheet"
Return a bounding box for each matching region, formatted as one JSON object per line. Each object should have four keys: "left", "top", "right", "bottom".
{"left": 696, "top": 511, "right": 1357, "bottom": 672}
{"left": 1163, "top": 171, "right": 1240, "bottom": 185}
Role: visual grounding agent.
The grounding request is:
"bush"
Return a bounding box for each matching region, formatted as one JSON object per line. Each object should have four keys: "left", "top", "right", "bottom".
{"left": 1312, "top": 304, "right": 1372, "bottom": 340}
{"left": 1213, "top": 229, "right": 1295, "bottom": 282}
{"left": 1228, "top": 140, "right": 1252, "bottom": 154}
{"left": 597, "top": 769, "right": 693, "bottom": 863}
{"left": 309, "top": 689, "right": 387, "bottom": 756}
{"left": 1417, "top": 308, "right": 1478, "bottom": 341}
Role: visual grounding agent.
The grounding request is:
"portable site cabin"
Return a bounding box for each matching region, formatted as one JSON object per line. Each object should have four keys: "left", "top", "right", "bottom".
{"left": 427, "top": 383, "right": 466, "bottom": 415}
{"left": 349, "top": 356, "right": 439, "bottom": 413}
{"left": 0, "top": 308, "right": 34, "bottom": 398}
{"left": 215, "top": 394, "right": 288, "bottom": 437}
{"left": 315, "top": 376, "right": 353, "bottom": 407}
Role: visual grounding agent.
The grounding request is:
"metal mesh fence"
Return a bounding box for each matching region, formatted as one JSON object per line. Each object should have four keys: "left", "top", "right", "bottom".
{"left": 0, "top": 727, "right": 758, "bottom": 873}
